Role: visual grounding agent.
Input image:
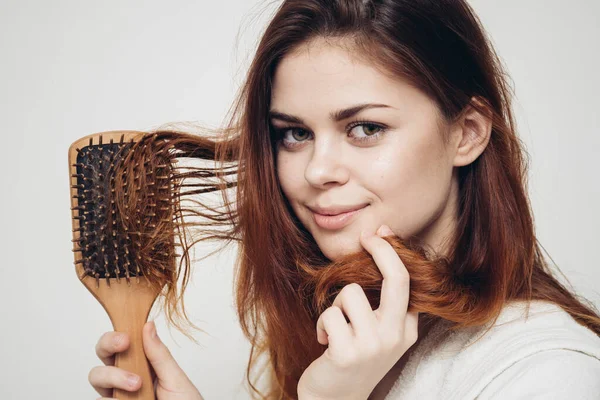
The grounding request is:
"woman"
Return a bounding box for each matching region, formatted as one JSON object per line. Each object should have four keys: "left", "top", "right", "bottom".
{"left": 88, "top": 0, "right": 600, "bottom": 399}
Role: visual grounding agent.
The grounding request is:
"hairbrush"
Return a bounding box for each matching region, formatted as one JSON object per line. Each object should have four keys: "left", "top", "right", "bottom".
{"left": 68, "top": 130, "right": 178, "bottom": 399}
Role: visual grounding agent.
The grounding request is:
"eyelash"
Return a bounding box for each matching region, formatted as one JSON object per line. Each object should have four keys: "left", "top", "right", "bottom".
{"left": 273, "top": 119, "right": 388, "bottom": 149}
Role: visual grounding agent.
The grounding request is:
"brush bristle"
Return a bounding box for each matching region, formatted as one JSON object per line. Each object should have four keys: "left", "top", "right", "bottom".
{"left": 70, "top": 133, "right": 176, "bottom": 288}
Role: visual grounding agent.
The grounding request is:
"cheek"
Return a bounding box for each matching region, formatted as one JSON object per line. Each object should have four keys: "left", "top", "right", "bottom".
{"left": 364, "top": 133, "right": 452, "bottom": 236}
{"left": 276, "top": 153, "right": 305, "bottom": 203}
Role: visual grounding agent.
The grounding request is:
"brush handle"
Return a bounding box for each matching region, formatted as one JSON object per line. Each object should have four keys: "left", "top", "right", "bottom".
{"left": 84, "top": 276, "right": 160, "bottom": 400}
{"left": 112, "top": 306, "right": 156, "bottom": 400}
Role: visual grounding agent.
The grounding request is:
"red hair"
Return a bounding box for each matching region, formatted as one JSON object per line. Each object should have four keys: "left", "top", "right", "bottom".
{"left": 115, "top": 1, "right": 600, "bottom": 399}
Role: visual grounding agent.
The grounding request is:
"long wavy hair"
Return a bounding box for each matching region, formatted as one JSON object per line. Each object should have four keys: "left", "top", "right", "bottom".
{"left": 112, "top": 1, "right": 600, "bottom": 399}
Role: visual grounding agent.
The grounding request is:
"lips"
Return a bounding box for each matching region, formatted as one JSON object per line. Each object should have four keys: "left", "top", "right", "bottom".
{"left": 308, "top": 203, "right": 370, "bottom": 216}
{"left": 309, "top": 203, "right": 369, "bottom": 230}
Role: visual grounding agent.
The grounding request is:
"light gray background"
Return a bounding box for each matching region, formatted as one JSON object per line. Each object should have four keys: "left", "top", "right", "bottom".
{"left": 1, "top": 1, "right": 598, "bottom": 399}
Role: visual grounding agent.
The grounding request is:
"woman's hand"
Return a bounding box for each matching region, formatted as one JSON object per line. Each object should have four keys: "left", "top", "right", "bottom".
{"left": 297, "top": 224, "right": 419, "bottom": 400}
{"left": 88, "top": 321, "right": 204, "bottom": 400}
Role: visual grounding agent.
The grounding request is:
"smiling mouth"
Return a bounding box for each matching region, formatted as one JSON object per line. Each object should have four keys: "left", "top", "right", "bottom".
{"left": 311, "top": 204, "right": 369, "bottom": 230}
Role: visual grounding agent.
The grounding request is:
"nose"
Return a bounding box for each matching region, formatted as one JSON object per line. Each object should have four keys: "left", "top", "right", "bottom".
{"left": 304, "top": 137, "right": 349, "bottom": 188}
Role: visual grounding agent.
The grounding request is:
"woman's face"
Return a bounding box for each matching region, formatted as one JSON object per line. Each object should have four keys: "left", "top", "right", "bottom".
{"left": 271, "top": 38, "right": 459, "bottom": 261}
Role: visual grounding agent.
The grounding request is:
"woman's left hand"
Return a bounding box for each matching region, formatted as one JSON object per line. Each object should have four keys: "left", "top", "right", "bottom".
{"left": 297, "top": 224, "right": 419, "bottom": 400}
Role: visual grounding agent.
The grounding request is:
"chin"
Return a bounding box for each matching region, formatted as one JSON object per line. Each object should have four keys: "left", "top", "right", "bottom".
{"left": 315, "top": 233, "right": 364, "bottom": 262}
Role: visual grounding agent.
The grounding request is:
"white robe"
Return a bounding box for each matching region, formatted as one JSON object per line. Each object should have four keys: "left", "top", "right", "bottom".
{"left": 384, "top": 300, "right": 600, "bottom": 399}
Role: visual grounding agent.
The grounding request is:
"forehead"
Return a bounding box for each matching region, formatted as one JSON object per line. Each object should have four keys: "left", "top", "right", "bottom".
{"left": 270, "top": 38, "right": 433, "bottom": 115}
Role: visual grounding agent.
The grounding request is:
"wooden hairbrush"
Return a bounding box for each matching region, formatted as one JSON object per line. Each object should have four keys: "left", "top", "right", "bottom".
{"left": 69, "top": 130, "right": 178, "bottom": 400}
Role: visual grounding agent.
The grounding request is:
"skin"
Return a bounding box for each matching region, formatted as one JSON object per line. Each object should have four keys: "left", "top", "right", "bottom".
{"left": 88, "top": 36, "right": 492, "bottom": 400}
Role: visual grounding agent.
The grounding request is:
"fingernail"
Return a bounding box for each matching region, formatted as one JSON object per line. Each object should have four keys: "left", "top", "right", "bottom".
{"left": 127, "top": 374, "right": 140, "bottom": 388}
{"left": 377, "top": 224, "right": 394, "bottom": 237}
{"left": 113, "top": 333, "right": 125, "bottom": 347}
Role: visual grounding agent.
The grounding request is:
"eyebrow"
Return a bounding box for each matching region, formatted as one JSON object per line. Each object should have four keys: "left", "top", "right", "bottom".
{"left": 268, "top": 103, "right": 393, "bottom": 124}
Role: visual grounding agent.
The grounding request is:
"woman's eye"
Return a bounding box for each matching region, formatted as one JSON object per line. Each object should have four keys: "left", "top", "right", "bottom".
{"left": 290, "top": 129, "right": 310, "bottom": 142}
{"left": 349, "top": 123, "right": 383, "bottom": 138}
{"left": 276, "top": 128, "right": 311, "bottom": 147}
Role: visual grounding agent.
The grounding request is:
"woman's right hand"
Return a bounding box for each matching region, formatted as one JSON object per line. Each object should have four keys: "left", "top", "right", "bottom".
{"left": 88, "top": 321, "right": 204, "bottom": 400}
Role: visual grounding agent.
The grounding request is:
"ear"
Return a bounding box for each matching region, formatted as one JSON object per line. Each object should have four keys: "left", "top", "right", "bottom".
{"left": 449, "top": 97, "right": 493, "bottom": 167}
